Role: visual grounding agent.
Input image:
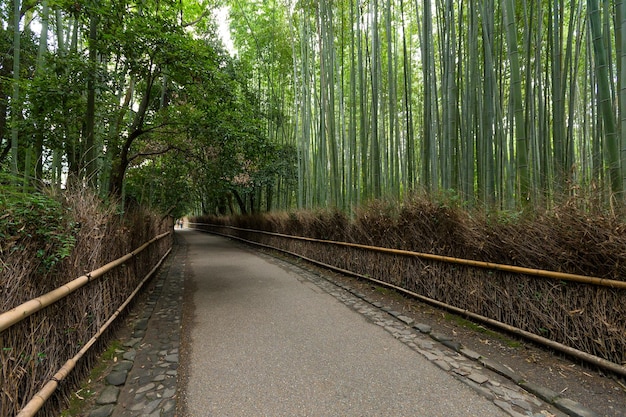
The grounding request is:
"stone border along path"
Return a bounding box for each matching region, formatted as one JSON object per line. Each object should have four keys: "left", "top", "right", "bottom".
{"left": 87, "top": 236, "right": 598, "bottom": 417}
{"left": 263, "top": 253, "right": 597, "bottom": 417}
{"left": 88, "top": 241, "right": 185, "bottom": 417}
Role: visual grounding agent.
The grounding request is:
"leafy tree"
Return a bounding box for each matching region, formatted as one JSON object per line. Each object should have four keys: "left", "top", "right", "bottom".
{"left": 124, "top": 151, "right": 194, "bottom": 219}
{"left": 10, "top": 0, "right": 626, "bottom": 214}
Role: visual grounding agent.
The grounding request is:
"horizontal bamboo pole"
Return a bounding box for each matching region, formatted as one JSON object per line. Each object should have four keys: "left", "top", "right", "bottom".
{"left": 197, "top": 224, "right": 626, "bottom": 290}
{"left": 16, "top": 247, "right": 172, "bottom": 417}
{"left": 0, "top": 231, "right": 171, "bottom": 333}
{"left": 338, "top": 264, "right": 626, "bottom": 378}
{"left": 204, "top": 228, "right": 626, "bottom": 379}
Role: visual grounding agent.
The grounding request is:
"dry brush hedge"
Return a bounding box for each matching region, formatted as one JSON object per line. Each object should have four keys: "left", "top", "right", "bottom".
{"left": 0, "top": 187, "right": 173, "bottom": 417}
{"left": 193, "top": 198, "right": 626, "bottom": 367}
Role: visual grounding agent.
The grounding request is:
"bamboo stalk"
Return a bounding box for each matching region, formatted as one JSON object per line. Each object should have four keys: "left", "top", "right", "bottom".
{"left": 0, "top": 232, "right": 171, "bottom": 332}
{"left": 15, "top": 247, "right": 172, "bottom": 417}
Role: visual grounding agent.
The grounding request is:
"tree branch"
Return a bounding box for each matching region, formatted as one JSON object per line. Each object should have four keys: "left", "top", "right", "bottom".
{"left": 128, "top": 145, "right": 175, "bottom": 163}
{"left": 183, "top": 10, "right": 211, "bottom": 28}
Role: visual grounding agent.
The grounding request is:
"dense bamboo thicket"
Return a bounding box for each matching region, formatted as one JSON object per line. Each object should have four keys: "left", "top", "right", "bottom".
{"left": 0, "top": 187, "right": 173, "bottom": 417}
{"left": 192, "top": 196, "right": 626, "bottom": 366}
{"left": 6, "top": 0, "right": 626, "bottom": 217}
{"left": 221, "top": 0, "right": 626, "bottom": 213}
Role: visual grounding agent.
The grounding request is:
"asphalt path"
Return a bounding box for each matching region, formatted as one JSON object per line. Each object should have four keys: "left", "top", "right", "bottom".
{"left": 180, "top": 231, "right": 507, "bottom": 416}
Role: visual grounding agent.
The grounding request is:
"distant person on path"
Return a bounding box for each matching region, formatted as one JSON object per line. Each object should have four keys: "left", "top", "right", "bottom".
{"left": 177, "top": 219, "right": 184, "bottom": 229}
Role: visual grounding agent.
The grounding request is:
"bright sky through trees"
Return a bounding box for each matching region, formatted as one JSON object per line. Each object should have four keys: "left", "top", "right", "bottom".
{"left": 214, "top": 6, "right": 237, "bottom": 56}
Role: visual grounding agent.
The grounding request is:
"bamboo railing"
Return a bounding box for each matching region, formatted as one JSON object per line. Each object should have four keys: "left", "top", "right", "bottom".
{"left": 196, "top": 224, "right": 626, "bottom": 289}
{"left": 192, "top": 223, "right": 626, "bottom": 378}
{"left": 0, "top": 231, "right": 172, "bottom": 417}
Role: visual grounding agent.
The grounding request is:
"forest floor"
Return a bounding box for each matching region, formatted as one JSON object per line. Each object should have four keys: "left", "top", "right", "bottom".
{"left": 271, "top": 250, "right": 626, "bottom": 417}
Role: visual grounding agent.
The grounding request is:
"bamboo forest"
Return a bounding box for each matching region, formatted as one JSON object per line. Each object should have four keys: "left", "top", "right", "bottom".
{"left": 2, "top": 0, "right": 626, "bottom": 214}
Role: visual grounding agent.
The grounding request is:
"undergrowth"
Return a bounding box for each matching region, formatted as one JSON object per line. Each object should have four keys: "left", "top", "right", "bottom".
{"left": 0, "top": 180, "right": 174, "bottom": 417}
{"left": 59, "top": 340, "right": 122, "bottom": 417}
{"left": 0, "top": 179, "right": 78, "bottom": 273}
{"left": 445, "top": 314, "right": 523, "bottom": 348}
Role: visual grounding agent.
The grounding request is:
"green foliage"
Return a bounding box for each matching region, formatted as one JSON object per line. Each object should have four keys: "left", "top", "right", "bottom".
{"left": 433, "top": 189, "right": 469, "bottom": 209}
{"left": 0, "top": 176, "right": 77, "bottom": 271}
{"left": 124, "top": 152, "right": 194, "bottom": 219}
{"left": 485, "top": 210, "right": 524, "bottom": 226}
{"left": 59, "top": 340, "right": 123, "bottom": 417}
{"left": 2, "top": 0, "right": 300, "bottom": 217}
{"left": 6, "top": 0, "right": 626, "bottom": 217}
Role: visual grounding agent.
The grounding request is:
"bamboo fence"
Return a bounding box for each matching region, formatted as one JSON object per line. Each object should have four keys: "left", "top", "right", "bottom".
{"left": 193, "top": 223, "right": 626, "bottom": 376}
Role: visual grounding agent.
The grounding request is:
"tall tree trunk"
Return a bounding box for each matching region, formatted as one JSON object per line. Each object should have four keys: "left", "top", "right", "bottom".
{"left": 109, "top": 73, "right": 155, "bottom": 196}
{"left": 463, "top": 0, "right": 477, "bottom": 203}
{"left": 85, "top": 12, "right": 99, "bottom": 187}
{"left": 349, "top": 0, "right": 359, "bottom": 207}
{"left": 358, "top": 0, "right": 369, "bottom": 200}
{"left": 371, "top": 0, "right": 382, "bottom": 198}
{"left": 385, "top": 0, "right": 400, "bottom": 200}
{"left": 300, "top": 15, "right": 312, "bottom": 208}
{"left": 33, "top": 0, "right": 49, "bottom": 181}
{"left": 420, "top": 0, "right": 438, "bottom": 192}
{"left": 618, "top": 0, "right": 626, "bottom": 191}
{"left": 400, "top": 0, "right": 415, "bottom": 191}
{"left": 551, "top": 0, "right": 567, "bottom": 196}
{"left": 441, "top": 0, "right": 458, "bottom": 192}
{"left": 321, "top": 0, "right": 341, "bottom": 207}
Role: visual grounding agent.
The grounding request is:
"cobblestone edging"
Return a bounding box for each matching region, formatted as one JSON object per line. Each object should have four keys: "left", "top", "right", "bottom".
{"left": 270, "top": 256, "right": 599, "bottom": 417}
{"left": 88, "top": 244, "right": 185, "bottom": 417}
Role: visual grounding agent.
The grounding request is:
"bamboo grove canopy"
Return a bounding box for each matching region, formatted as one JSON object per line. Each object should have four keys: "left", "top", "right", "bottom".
{"left": 2, "top": 0, "right": 626, "bottom": 214}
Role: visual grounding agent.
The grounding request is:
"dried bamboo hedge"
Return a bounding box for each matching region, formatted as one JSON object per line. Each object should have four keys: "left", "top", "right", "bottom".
{"left": 0, "top": 189, "right": 173, "bottom": 417}
{"left": 193, "top": 199, "right": 626, "bottom": 367}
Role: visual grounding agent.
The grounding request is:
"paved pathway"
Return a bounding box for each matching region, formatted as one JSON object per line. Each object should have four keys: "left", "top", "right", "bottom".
{"left": 88, "top": 230, "right": 596, "bottom": 417}
{"left": 179, "top": 231, "right": 509, "bottom": 417}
